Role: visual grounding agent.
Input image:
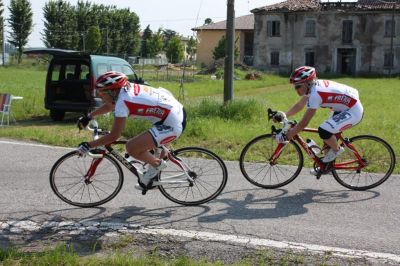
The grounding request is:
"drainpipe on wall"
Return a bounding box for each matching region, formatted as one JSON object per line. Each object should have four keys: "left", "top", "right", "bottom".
{"left": 290, "top": 13, "right": 294, "bottom": 71}
{"left": 389, "top": 2, "right": 395, "bottom": 77}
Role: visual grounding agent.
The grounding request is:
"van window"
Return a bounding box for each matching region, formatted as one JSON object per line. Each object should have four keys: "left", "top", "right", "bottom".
{"left": 97, "top": 64, "right": 108, "bottom": 76}
{"left": 110, "top": 64, "right": 123, "bottom": 73}
{"left": 65, "top": 65, "right": 76, "bottom": 80}
{"left": 51, "top": 64, "right": 62, "bottom": 81}
{"left": 80, "top": 64, "right": 90, "bottom": 80}
{"left": 121, "top": 65, "right": 136, "bottom": 81}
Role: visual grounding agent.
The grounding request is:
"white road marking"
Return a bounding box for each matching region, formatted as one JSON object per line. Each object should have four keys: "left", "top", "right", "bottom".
{"left": 0, "top": 140, "right": 72, "bottom": 150}
{"left": 139, "top": 227, "right": 400, "bottom": 263}
{"left": 1, "top": 219, "right": 399, "bottom": 263}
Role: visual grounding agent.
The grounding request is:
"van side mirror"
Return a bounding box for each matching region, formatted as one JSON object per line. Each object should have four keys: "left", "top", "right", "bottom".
{"left": 137, "top": 77, "right": 149, "bottom": 85}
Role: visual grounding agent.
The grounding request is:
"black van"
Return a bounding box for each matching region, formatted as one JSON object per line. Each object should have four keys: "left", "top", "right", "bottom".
{"left": 24, "top": 48, "right": 144, "bottom": 121}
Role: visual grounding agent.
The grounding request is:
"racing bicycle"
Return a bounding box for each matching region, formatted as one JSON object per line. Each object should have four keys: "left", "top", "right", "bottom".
{"left": 50, "top": 120, "right": 228, "bottom": 207}
{"left": 239, "top": 108, "right": 396, "bottom": 191}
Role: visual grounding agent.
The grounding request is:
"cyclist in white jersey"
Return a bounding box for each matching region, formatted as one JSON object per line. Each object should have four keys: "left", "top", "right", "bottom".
{"left": 274, "top": 66, "right": 364, "bottom": 164}
{"left": 75, "top": 71, "right": 186, "bottom": 190}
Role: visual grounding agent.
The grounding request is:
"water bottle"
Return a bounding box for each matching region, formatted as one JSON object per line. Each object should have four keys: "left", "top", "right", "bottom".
{"left": 306, "top": 139, "right": 321, "bottom": 155}
{"left": 124, "top": 153, "right": 135, "bottom": 163}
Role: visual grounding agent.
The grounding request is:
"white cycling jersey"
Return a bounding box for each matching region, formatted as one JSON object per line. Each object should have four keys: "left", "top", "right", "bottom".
{"left": 307, "top": 80, "right": 360, "bottom": 112}
{"left": 307, "top": 80, "right": 363, "bottom": 133}
{"left": 114, "top": 83, "right": 185, "bottom": 146}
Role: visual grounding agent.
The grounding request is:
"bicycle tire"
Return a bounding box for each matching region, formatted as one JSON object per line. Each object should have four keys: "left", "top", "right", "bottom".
{"left": 158, "top": 147, "right": 228, "bottom": 206}
{"left": 239, "top": 134, "right": 304, "bottom": 188}
{"left": 332, "top": 135, "right": 396, "bottom": 191}
{"left": 50, "top": 151, "right": 124, "bottom": 207}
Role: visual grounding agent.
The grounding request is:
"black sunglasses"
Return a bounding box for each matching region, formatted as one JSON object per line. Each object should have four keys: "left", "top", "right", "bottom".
{"left": 294, "top": 84, "right": 303, "bottom": 90}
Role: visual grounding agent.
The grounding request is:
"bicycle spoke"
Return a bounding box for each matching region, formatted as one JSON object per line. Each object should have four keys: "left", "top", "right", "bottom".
{"left": 333, "top": 135, "right": 395, "bottom": 190}
{"left": 159, "top": 147, "right": 227, "bottom": 206}
{"left": 239, "top": 135, "right": 303, "bottom": 188}
{"left": 51, "top": 152, "right": 124, "bottom": 207}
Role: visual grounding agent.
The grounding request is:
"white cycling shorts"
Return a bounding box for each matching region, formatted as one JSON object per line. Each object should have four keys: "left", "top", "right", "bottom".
{"left": 148, "top": 106, "right": 185, "bottom": 146}
{"left": 319, "top": 102, "right": 364, "bottom": 133}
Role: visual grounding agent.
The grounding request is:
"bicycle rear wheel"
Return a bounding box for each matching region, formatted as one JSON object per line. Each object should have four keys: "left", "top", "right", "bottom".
{"left": 332, "top": 135, "right": 396, "bottom": 190}
{"left": 50, "top": 151, "right": 124, "bottom": 207}
{"left": 239, "top": 134, "right": 304, "bottom": 188}
{"left": 158, "top": 147, "right": 228, "bottom": 206}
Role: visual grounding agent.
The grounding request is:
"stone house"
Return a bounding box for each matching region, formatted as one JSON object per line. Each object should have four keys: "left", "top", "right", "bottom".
{"left": 251, "top": 0, "right": 400, "bottom": 75}
{"left": 192, "top": 14, "right": 254, "bottom": 66}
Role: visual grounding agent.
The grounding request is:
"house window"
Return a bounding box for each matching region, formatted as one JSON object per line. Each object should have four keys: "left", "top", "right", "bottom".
{"left": 305, "top": 20, "right": 316, "bottom": 37}
{"left": 270, "top": 51, "right": 280, "bottom": 66}
{"left": 342, "top": 20, "right": 353, "bottom": 44}
{"left": 305, "top": 51, "right": 315, "bottom": 66}
{"left": 384, "top": 52, "right": 394, "bottom": 68}
{"left": 267, "top": 21, "right": 280, "bottom": 37}
{"left": 385, "top": 20, "right": 396, "bottom": 37}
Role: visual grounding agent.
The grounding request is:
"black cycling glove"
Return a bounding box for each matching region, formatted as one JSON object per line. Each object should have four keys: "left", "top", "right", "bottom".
{"left": 77, "top": 115, "right": 92, "bottom": 130}
{"left": 77, "top": 142, "right": 91, "bottom": 156}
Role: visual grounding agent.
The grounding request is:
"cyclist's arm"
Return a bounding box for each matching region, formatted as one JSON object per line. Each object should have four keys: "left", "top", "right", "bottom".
{"left": 285, "top": 96, "right": 308, "bottom": 117}
{"left": 286, "top": 108, "right": 316, "bottom": 140}
{"left": 88, "top": 117, "right": 126, "bottom": 148}
{"left": 89, "top": 102, "right": 114, "bottom": 118}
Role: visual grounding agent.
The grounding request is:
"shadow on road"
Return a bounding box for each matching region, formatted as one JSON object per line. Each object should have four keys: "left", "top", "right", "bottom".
{"left": 198, "top": 188, "right": 380, "bottom": 223}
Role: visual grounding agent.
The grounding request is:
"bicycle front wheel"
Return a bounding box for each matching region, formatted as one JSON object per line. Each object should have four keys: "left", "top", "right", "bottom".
{"left": 332, "top": 135, "right": 396, "bottom": 190}
{"left": 239, "top": 134, "right": 304, "bottom": 188}
{"left": 50, "top": 151, "right": 124, "bottom": 207}
{"left": 158, "top": 147, "right": 228, "bottom": 206}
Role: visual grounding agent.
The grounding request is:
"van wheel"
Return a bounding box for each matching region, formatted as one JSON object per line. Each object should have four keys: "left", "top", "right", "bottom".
{"left": 50, "top": 110, "right": 65, "bottom": 121}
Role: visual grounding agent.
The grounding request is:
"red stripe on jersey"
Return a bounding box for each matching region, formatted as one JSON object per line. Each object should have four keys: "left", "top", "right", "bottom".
{"left": 340, "top": 124, "right": 353, "bottom": 131}
{"left": 323, "top": 80, "right": 329, "bottom": 87}
{"left": 160, "top": 136, "right": 176, "bottom": 145}
{"left": 124, "top": 101, "right": 171, "bottom": 120}
{"left": 317, "top": 92, "right": 357, "bottom": 108}
{"left": 133, "top": 83, "right": 141, "bottom": 96}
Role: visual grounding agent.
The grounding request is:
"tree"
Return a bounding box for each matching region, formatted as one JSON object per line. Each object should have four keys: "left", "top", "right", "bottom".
{"left": 7, "top": 0, "right": 33, "bottom": 63}
{"left": 166, "top": 35, "right": 184, "bottom": 64}
{"left": 0, "top": 0, "right": 3, "bottom": 56}
{"left": 147, "top": 28, "right": 163, "bottom": 58}
{"left": 212, "top": 35, "right": 239, "bottom": 61}
{"left": 86, "top": 25, "right": 101, "bottom": 52}
{"left": 42, "top": 0, "right": 76, "bottom": 49}
{"left": 186, "top": 36, "right": 197, "bottom": 61}
{"left": 140, "top": 25, "right": 152, "bottom": 58}
{"left": 204, "top": 18, "right": 213, "bottom": 25}
{"left": 163, "top": 28, "right": 176, "bottom": 49}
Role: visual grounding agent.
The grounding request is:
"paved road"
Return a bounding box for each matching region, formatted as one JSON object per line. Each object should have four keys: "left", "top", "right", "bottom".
{"left": 1, "top": 138, "right": 399, "bottom": 256}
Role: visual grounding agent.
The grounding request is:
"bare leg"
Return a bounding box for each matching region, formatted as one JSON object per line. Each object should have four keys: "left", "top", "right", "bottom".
{"left": 323, "top": 135, "right": 340, "bottom": 152}
{"left": 126, "top": 132, "right": 161, "bottom": 167}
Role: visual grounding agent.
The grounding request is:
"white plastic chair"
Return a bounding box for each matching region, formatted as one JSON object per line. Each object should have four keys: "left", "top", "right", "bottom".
{"left": 0, "top": 93, "right": 23, "bottom": 126}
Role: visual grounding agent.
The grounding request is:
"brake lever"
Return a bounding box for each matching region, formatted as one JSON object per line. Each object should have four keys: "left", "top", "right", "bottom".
{"left": 267, "top": 108, "right": 277, "bottom": 121}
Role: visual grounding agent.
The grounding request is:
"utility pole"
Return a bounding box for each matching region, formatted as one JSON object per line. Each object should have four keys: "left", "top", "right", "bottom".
{"left": 224, "top": 0, "right": 235, "bottom": 104}
{"left": 106, "top": 27, "right": 109, "bottom": 55}
{"left": 2, "top": 17, "right": 5, "bottom": 66}
{"left": 81, "top": 32, "right": 86, "bottom": 52}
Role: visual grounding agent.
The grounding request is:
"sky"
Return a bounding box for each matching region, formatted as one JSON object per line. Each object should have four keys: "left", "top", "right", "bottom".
{"left": 2, "top": 0, "right": 283, "bottom": 47}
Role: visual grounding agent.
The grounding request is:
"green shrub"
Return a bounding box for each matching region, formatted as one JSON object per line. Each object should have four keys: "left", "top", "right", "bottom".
{"left": 187, "top": 98, "right": 263, "bottom": 122}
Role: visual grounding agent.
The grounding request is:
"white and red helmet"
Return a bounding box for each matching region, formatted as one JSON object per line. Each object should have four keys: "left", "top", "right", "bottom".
{"left": 95, "top": 71, "right": 128, "bottom": 91}
{"left": 290, "top": 66, "right": 317, "bottom": 84}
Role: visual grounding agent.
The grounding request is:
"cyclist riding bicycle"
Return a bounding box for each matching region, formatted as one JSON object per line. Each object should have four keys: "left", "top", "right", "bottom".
{"left": 274, "top": 66, "right": 364, "bottom": 168}
{"left": 76, "top": 71, "right": 186, "bottom": 190}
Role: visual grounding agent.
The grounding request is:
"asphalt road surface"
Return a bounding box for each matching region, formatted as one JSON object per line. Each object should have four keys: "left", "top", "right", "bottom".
{"left": 1, "top": 138, "right": 399, "bottom": 258}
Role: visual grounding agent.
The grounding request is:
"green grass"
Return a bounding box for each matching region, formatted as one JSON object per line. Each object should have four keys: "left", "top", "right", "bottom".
{"left": 0, "top": 66, "right": 399, "bottom": 173}
{"left": 0, "top": 243, "right": 344, "bottom": 265}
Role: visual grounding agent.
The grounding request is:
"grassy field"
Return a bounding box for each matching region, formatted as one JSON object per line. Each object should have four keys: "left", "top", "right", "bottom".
{"left": 0, "top": 66, "right": 399, "bottom": 172}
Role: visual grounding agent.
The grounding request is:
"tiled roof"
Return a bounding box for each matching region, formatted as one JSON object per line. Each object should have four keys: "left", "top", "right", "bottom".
{"left": 251, "top": 0, "right": 399, "bottom": 13}
{"left": 357, "top": 0, "right": 399, "bottom": 9}
{"left": 192, "top": 14, "right": 254, "bottom": 31}
{"left": 251, "top": 0, "right": 321, "bottom": 13}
